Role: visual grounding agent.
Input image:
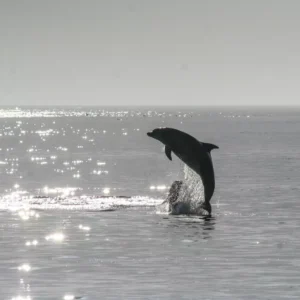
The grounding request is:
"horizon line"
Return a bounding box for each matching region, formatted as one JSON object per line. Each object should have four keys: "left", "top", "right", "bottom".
{"left": 1, "top": 104, "right": 300, "bottom": 108}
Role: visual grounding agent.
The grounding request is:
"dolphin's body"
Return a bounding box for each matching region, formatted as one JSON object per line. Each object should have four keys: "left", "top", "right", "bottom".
{"left": 147, "top": 127, "right": 218, "bottom": 214}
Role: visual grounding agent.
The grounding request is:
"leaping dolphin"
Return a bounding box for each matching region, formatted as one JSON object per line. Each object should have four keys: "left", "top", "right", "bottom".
{"left": 147, "top": 127, "right": 218, "bottom": 214}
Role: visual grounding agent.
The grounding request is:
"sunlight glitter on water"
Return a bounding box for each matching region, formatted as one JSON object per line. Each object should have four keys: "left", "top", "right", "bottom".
{"left": 0, "top": 107, "right": 192, "bottom": 119}
{"left": 45, "top": 233, "right": 65, "bottom": 242}
{"left": 79, "top": 224, "right": 91, "bottom": 231}
{"left": 103, "top": 188, "right": 110, "bottom": 194}
{"left": 56, "top": 146, "right": 68, "bottom": 152}
{"left": 63, "top": 295, "right": 75, "bottom": 300}
{"left": 25, "top": 240, "right": 38, "bottom": 246}
{"left": 18, "top": 210, "right": 39, "bottom": 221}
{"left": 0, "top": 107, "right": 299, "bottom": 299}
{"left": 92, "top": 169, "right": 109, "bottom": 175}
{"left": 11, "top": 296, "right": 31, "bottom": 300}
{"left": 43, "top": 186, "right": 78, "bottom": 197}
{"left": 35, "top": 129, "right": 56, "bottom": 136}
{"left": 150, "top": 185, "right": 168, "bottom": 190}
{"left": 30, "top": 156, "right": 46, "bottom": 162}
{"left": 18, "top": 264, "right": 31, "bottom": 272}
{"left": 1, "top": 192, "right": 162, "bottom": 211}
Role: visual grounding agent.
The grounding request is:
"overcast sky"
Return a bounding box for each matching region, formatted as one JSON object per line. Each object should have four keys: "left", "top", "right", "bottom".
{"left": 1, "top": 1, "right": 300, "bottom": 106}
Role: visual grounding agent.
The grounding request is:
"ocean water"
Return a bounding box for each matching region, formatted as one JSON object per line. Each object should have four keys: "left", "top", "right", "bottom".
{"left": 0, "top": 106, "right": 300, "bottom": 299}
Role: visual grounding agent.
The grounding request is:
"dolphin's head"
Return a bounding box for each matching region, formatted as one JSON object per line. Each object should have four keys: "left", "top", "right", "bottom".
{"left": 147, "top": 127, "right": 186, "bottom": 153}
{"left": 147, "top": 127, "right": 170, "bottom": 144}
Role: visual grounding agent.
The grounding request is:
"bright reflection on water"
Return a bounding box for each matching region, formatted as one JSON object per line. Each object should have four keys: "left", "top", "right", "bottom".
{"left": 0, "top": 107, "right": 177, "bottom": 202}
{"left": 63, "top": 295, "right": 76, "bottom": 300}
{"left": 78, "top": 224, "right": 90, "bottom": 231}
{"left": 25, "top": 240, "right": 38, "bottom": 247}
{"left": 150, "top": 185, "right": 168, "bottom": 190}
{"left": 45, "top": 233, "right": 65, "bottom": 242}
{"left": 1, "top": 208, "right": 299, "bottom": 299}
{"left": 102, "top": 188, "right": 110, "bottom": 194}
{"left": 18, "top": 264, "right": 31, "bottom": 272}
{"left": 1, "top": 107, "right": 300, "bottom": 299}
{"left": 18, "top": 210, "right": 39, "bottom": 221}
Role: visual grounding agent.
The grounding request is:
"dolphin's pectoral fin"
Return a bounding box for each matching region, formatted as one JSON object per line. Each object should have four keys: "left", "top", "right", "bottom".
{"left": 165, "top": 146, "right": 172, "bottom": 161}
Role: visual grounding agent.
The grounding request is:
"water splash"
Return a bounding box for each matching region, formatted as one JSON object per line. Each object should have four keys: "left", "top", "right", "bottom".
{"left": 181, "top": 164, "right": 205, "bottom": 211}
{"left": 157, "top": 164, "right": 206, "bottom": 215}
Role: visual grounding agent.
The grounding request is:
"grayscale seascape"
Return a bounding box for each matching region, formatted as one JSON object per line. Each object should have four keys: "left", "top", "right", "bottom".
{"left": 0, "top": 106, "right": 299, "bottom": 300}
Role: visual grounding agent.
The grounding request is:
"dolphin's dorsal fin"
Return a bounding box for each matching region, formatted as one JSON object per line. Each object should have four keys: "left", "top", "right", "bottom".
{"left": 203, "top": 142, "right": 219, "bottom": 153}
{"left": 165, "top": 146, "right": 172, "bottom": 160}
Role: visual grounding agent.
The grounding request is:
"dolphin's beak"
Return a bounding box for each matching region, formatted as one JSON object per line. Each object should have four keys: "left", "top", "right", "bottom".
{"left": 147, "top": 132, "right": 153, "bottom": 137}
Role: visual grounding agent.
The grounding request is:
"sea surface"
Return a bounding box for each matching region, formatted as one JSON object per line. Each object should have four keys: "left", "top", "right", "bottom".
{"left": 0, "top": 106, "right": 300, "bottom": 299}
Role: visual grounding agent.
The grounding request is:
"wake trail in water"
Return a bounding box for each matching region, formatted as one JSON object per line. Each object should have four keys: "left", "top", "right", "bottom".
{"left": 0, "top": 194, "right": 163, "bottom": 211}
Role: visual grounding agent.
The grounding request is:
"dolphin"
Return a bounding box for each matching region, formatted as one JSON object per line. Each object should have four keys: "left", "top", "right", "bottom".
{"left": 147, "top": 127, "right": 218, "bottom": 214}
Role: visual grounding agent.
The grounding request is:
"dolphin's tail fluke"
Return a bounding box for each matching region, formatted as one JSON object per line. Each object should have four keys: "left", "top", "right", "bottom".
{"left": 203, "top": 142, "right": 219, "bottom": 152}
{"left": 200, "top": 201, "right": 212, "bottom": 216}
